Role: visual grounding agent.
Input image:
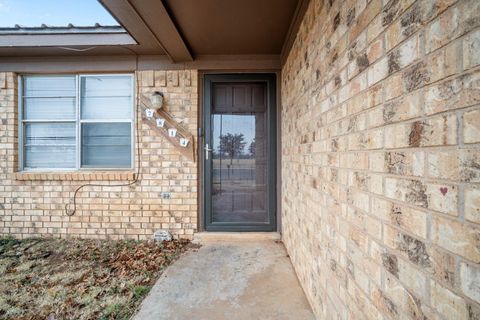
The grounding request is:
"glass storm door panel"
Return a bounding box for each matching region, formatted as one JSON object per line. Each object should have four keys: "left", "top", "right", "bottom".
{"left": 204, "top": 75, "right": 276, "bottom": 231}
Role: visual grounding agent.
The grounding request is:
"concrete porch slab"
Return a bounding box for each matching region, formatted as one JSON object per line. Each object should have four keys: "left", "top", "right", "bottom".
{"left": 133, "top": 240, "right": 314, "bottom": 320}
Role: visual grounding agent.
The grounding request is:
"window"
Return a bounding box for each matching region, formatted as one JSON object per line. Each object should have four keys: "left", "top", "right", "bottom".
{"left": 20, "top": 74, "right": 134, "bottom": 170}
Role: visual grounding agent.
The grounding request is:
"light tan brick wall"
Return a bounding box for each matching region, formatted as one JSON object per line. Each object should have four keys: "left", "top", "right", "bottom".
{"left": 281, "top": 0, "right": 479, "bottom": 318}
{"left": 0, "top": 70, "right": 198, "bottom": 240}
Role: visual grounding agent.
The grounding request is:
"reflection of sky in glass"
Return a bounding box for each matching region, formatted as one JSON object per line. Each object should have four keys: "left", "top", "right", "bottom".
{"left": 213, "top": 115, "right": 255, "bottom": 154}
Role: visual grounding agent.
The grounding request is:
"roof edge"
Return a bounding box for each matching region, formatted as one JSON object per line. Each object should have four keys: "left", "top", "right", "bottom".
{"left": 0, "top": 25, "right": 126, "bottom": 35}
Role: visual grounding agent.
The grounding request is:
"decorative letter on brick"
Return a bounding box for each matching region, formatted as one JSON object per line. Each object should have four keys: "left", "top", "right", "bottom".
{"left": 180, "top": 138, "right": 189, "bottom": 147}
{"left": 156, "top": 118, "right": 166, "bottom": 127}
{"left": 168, "top": 128, "right": 177, "bottom": 137}
{"left": 145, "top": 108, "right": 154, "bottom": 118}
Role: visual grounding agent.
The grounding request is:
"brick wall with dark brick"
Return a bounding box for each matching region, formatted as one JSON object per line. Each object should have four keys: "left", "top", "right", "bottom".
{"left": 281, "top": 0, "right": 479, "bottom": 318}
{"left": 0, "top": 70, "right": 198, "bottom": 240}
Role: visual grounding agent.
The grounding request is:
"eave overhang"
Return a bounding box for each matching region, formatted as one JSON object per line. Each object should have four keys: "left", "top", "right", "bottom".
{"left": 0, "top": 0, "right": 314, "bottom": 67}
{"left": 99, "top": 0, "right": 193, "bottom": 62}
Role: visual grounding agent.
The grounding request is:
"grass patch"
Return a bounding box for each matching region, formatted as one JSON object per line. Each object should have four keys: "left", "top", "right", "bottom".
{"left": 0, "top": 237, "right": 192, "bottom": 320}
{"left": 132, "top": 286, "right": 149, "bottom": 300}
{"left": 100, "top": 303, "right": 130, "bottom": 320}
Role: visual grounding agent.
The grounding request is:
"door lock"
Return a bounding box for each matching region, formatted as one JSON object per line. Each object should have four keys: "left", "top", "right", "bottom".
{"left": 204, "top": 143, "right": 213, "bottom": 160}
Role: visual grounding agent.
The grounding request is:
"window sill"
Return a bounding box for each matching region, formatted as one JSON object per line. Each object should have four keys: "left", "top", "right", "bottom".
{"left": 14, "top": 171, "right": 136, "bottom": 181}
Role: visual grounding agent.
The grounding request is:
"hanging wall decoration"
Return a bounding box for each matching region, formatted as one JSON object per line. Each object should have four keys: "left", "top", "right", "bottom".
{"left": 140, "top": 94, "right": 195, "bottom": 162}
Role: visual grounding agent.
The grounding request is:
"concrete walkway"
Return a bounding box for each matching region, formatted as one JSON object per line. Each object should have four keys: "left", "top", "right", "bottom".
{"left": 134, "top": 240, "right": 314, "bottom": 320}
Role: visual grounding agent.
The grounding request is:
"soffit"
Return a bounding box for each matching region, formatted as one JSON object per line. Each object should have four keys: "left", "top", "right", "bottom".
{"left": 163, "top": 0, "right": 298, "bottom": 55}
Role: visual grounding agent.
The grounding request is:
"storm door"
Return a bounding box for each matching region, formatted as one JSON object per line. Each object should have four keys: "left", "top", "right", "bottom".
{"left": 203, "top": 74, "right": 276, "bottom": 231}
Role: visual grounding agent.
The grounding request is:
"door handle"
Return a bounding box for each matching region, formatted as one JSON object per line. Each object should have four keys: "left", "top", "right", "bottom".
{"left": 204, "top": 143, "right": 212, "bottom": 160}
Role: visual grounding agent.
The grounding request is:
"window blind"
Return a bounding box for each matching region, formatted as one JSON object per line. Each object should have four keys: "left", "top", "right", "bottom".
{"left": 21, "top": 74, "right": 133, "bottom": 170}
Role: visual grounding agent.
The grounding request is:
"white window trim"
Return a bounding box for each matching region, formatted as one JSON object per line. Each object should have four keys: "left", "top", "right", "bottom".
{"left": 18, "top": 73, "right": 135, "bottom": 171}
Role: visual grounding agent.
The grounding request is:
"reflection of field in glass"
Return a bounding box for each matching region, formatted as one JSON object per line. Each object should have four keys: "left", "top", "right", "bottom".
{"left": 212, "top": 158, "right": 255, "bottom": 169}
{"left": 212, "top": 158, "right": 267, "bottom": 223}
{"left": 213, "top": 158, "right": 256, "bottom": 186}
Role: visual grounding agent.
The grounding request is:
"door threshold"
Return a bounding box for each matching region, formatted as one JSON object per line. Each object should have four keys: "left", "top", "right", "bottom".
{"left": 193, "top": 232, "right": 281, "bottom": 243}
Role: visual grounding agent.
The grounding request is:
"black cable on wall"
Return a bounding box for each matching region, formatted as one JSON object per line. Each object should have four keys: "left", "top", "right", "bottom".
{"left": 65, "top": 56, "right": 142, "bottom": 216}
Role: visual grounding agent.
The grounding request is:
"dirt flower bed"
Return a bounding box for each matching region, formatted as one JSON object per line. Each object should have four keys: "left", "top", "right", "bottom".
{"left": 0, "top": 236, "right": 193, "bottom": 320}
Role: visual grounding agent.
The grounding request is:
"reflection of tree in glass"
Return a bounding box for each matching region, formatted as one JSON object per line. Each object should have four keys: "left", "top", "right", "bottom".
{"left": 219, "top": 133, "right": 246, "bottom": 162}
{"left": 219, "top": 133, "right": 246, "bottom": 178}
{"left": 249, "top": 139, "right": 256, "bottom": 158}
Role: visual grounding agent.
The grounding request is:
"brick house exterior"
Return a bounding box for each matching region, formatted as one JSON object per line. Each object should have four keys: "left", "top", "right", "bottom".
{"left": 281, "top": 0, "right": 480, "bottom": 318}
{"left": 0, "top": 71, "right": 198, "bottom": 239}
{"left": 1, "top": 0, "right": 479, "bottom": 319}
